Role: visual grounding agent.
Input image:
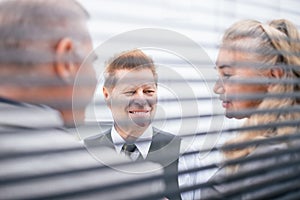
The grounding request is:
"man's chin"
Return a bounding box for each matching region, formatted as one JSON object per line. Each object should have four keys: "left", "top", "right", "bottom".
{"left": 131, "top": 119, "right": 151, "bottom": 128}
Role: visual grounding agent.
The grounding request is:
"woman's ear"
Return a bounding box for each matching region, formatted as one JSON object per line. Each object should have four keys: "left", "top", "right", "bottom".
{"left": 270, "top": 66, "right": 284, "bottom": 78}
{"left": 54, "top": 37, "right": 78, "bottom": 83}
{"left": 267, "top": 66, "right": 285, "bottom": 92}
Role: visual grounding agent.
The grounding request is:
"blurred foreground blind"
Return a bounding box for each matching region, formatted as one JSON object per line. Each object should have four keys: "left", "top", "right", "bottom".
{"left": 1, "top": 0, "right": 300, "bottom": 200}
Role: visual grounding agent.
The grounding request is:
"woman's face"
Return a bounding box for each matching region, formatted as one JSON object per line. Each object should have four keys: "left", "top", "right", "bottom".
{"left": 214, "top": 48, "right": 269, "bottom": 119}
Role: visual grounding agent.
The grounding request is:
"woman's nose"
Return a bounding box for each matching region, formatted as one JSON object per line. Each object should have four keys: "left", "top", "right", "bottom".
{"left": 213, "top": 78, "right": 225, "bottom": 94}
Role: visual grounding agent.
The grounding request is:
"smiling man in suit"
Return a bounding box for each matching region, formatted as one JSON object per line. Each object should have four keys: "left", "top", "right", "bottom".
{"left": 84, "top": 49, "right": 184, "bottom": 200}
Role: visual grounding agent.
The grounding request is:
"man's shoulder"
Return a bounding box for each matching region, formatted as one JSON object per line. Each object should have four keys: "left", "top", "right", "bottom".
{"left": 84, "top": 128, "right": 111, "bottom": 141}
{"left": 0, "top": 99, "right": 64, "bottom": 131}
{"left": 151, "top": 127, "right": 181, "bottom": 153}
{"left": 153, "top": 127, "right": 181, "bottom": 141}
{"left": 83, "top": 128, "right": 112, "bottom": 148}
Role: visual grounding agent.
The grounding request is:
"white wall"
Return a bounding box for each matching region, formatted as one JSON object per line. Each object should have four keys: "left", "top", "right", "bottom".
{"left": 79, "top": 0, "right": 300, "bottom": 151}
{"left": 79, "top": 0, "right": 300, "bottom": 61}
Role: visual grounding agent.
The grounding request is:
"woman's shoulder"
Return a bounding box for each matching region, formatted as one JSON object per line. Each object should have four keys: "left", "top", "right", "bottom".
{"left": 252, "top": 142, "right": 289, "bottom": 155}
{"left": 241, "top": 141, "right": 295, "bottom": 171}
{"left": 201, "top": 141, "right": 300, "bottom": 199}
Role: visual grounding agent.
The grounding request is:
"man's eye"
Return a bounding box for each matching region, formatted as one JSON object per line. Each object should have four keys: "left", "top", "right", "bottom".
{"left": 145, "top": 90, "right": 155, "bottom": 94}
{"left": 124, "top": 91, "right": 135, "bottom": 95}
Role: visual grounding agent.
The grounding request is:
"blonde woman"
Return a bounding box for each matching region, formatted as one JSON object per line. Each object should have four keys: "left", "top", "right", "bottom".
{"left": 202, "top": 19, "right": 300, "bottom": 199}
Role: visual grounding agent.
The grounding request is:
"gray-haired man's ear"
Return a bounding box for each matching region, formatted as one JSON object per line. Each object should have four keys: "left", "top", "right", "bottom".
{"left": 54, "top": 37, "right": 78, "bottom": 83}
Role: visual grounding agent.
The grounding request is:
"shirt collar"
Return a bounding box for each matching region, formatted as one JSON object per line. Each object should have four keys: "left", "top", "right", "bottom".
{"left": 111, "top": 125, "right": 153, "bottom": 159}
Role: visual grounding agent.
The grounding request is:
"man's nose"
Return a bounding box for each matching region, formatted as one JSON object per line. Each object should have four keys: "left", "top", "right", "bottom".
{"left": 132, "top": 90, "right": 147, "bottom": 105}
{"left": 213, "top": 78, "right": 225, "bottom": 94}
{"left": 135, "top": 89, "right": 146, "bottom": 98}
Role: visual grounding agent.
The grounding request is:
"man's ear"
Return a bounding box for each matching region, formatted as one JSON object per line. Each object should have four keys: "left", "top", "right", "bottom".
{"left": 103, "top": 87, "right": 109, "bottom": 99}
{"left": 103, "top": 87, "right": 111, "bottom": 107}
{"left": 54, "top": 37, "right": 78, "bottom": 82}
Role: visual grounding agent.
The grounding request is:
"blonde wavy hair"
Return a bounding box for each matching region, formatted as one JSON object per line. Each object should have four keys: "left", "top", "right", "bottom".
{"left": 221, "top": 19, "right": 300, "bottom": 164}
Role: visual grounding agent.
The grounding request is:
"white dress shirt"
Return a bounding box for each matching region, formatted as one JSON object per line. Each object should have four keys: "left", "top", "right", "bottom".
{"left": 111, "top": 125, "right": 152, "bottom": 160}
{"left": 179, "top": 153, "right": 201, "bottom": 200}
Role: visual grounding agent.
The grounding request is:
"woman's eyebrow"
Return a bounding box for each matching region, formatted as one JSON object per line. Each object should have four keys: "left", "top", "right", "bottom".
{"left": 215, "top": 64, "right": 231, "bottom": 70}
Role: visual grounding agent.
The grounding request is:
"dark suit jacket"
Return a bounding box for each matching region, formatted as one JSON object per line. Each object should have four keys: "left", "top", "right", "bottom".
{"left": 0, "top": 99, "right": 164, "bottom": 200}
{"left": 84, "top": 127, "right": 182, "bottom": 200}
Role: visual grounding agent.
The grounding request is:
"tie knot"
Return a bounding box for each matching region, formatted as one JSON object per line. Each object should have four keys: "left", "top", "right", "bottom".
{"left": 122, "top": 143, "right": 137, "bottom": 153}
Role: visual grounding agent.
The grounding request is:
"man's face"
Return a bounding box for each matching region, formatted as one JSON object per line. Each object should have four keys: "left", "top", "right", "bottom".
{"left": 72, "top": 37, "right": 97, "bottom": 125}
{"left": 104, "top": 68, "right": 157, "bottom": 137}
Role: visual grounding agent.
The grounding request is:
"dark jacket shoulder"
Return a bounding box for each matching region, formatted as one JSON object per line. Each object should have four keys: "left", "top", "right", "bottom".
{"left": 153, "top": 127, "right": 181, "bottom": 141}
{"left": 84, "top": 128, "right": 111, "bottom": 141}
{"left": 83, "top": 128, "right": 112, "bottom": 148}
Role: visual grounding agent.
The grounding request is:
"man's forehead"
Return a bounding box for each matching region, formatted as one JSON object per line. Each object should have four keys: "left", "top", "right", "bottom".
{"left": 114, "top": 69, "right": 156, "bottom": 83}
{"left": 115, "top": 79, "right": 156, "bottom": 89}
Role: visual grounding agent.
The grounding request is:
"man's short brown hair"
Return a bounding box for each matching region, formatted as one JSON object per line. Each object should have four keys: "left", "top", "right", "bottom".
{"left": 104, "top": 49, "right": 157, "bottom": 89}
